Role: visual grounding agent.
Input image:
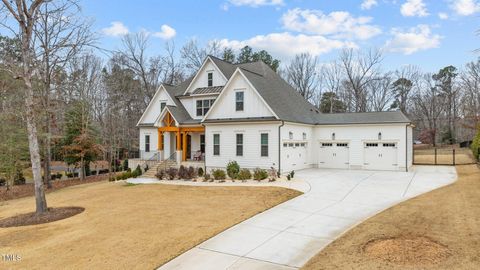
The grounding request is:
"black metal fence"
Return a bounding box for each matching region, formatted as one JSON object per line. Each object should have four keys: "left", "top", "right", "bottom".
{"left": 413, "top": 147, "right": 477, "bottom": 166}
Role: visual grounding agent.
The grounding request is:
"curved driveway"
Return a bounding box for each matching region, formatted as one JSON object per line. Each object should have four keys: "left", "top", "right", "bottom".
{"left": 159, "top": 166, "right": 457, "bottom": 270}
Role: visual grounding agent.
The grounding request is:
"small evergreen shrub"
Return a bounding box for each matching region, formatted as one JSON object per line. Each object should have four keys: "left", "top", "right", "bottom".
{"left": 204, "top": 173, "right": 211, "bottom": 181}
{"left": 187, "top": 166, "right": 197, "bottom": 179}
{"left": 132, "top": 165, "right": 142, "bottom": 178}
{"left": 289, "top": 170, "right": 295, "bottom": 179}
{"left": 226, "top": 161, "right": 240, "bottom": 179}
{"left": 212, "top": 169, "right": 226, "bottom": 180}
{"left": 253, "top": 168, "right": 268, "bottom": 180}
{"left": 197, "top": 167, "right": 204, "bottom": 177}
{"left": 178, "top": 165, "right": 188, "bottom": 179}
{"left": 166, "top": 167, "right": 178, "bottom": 180}
{"left": 122, "top": 159, "right": 129, "bottom": 171}
{"left": 237, "top": 169, "right": 252, "bottom": 181}
{"left": 286, "top": 174, "right": 291, "bottom": 181}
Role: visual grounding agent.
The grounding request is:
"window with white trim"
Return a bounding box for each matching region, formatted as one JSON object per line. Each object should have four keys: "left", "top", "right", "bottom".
{"left": 236, "top": 134, "right": 243, "bottom": 156}
{"left": 145, "top": 135, "right": 150, "bottom": 152}
{"left": 160, "top": 101, "right": 166, "bottom": 112}
{"left": 196, "top": 99, "right": 215, "bottom": 116}
{"left": 261, "top": 133, "right": 268, "bottom": 157}
{"left": 235, "top": 91, "right": 244, "bottom": 111}
{"left": 207, "top": 72, "right": 213, "bottom": 87}
{"left": 213, "top": 134, "right": 220, "bottom": 156}
{"left": 289, "top": 132, "right": 293, "bottom": 139}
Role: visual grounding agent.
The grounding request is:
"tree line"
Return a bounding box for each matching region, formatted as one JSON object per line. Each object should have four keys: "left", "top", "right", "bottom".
{"left": 1, "top": 0, "right": 479, "bottom": 214}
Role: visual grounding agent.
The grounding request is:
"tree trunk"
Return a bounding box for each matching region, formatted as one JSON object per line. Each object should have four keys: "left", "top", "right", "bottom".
{"left": 25, "top": 78, "right": 48, "bottom": 214}
{"left": 79, "top": 156, "right": 85, "bottom": 181}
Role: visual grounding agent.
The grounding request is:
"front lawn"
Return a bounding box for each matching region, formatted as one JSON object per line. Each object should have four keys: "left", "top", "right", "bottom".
{"left": 302, "top": 165, "right": 480, "bottom": 270}
{"left": 0, "top": 181, "right": 300, "bottom": 269}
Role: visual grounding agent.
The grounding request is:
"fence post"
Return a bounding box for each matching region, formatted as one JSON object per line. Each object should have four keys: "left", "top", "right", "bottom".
{"left": 453, "top": 149, "right": 455, "bottom": 166}
{"left": 435, "top": 148, "right": 437, "bottom": 165}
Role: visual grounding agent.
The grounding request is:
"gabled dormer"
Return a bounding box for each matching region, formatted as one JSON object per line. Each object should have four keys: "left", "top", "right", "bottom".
{"left": 137, "top": 84, "right": 177, "bottom": 126}
{"left": 183, "top": 56, "right": 229, "bottom": 95}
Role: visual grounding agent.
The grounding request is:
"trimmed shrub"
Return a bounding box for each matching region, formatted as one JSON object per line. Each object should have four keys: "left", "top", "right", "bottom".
{"left": 56, "top": 172, "right": 62, "bottom": 179}
{"left": 204, "top": 173, "right": 211, "bottom": 181}
{"left": 187, "top": 166, "right": 197, "bottom": 179}
{"left": 286, "top": 174, "right": 291, "bottom": 181}
{"left": 226, "top": 161, "right": 240, "bottom": 179}
{"left": 212, "top": 169, "right": 226, "bottom": 180}
{"left": 66, "top": 172, "right": 74, "bottom": 178}
{"left": 253, "top": 168, "right": 268, "bottom": 180}
{"left": 156, "top": 169, "right": 166, "bottom": 180}
{"left": 13, "top": 170, "right": 26, "bottom": 185}
{"left": 132, "top": 165, "right": 142, "bottom": 178}
{"left": 237, "top": 169, "right": 252, "bottom": 181}
{"left": 197, "top": 167, "right": 204, "bottom": 177}
{"left": 178, "top": 165, "right": 188, "bottom": 179}
{"left": 166, "top": 167, "right": 178, "bottom": 180}
{"left": 289, "top": 170, "right": 295, "bottom": 179}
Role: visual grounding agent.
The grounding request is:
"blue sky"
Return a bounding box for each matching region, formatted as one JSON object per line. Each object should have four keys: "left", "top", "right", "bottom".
{"left": 82, "top": 0, "right": 479, "bottom": 72}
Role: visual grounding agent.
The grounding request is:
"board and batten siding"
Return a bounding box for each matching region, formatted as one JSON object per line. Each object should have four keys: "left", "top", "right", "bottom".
{"left": 314, "top": 124, "right": 411, "bottom": 171}
{"left": 186, "top": 60, "right": 227, "bottom": 93}
{"left": 140, "top": 86, "right": 175, "bottom": 124}
{"left": 205, "top": 122, "right": 280, "bottom": 172}
{"left": 139, "top": 127, "right": 158, "bottom": 159}
{"left": 205, "top": 72, "right": 275, "bottom": 119}
{"left": 280, "top": 123, "right": 316, "bottom": 172}
{"left": 180, "top": 94, "right": 219, "bottom": 120}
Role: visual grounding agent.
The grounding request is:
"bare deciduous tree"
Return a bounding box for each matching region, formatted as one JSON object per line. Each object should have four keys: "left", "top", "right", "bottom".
{"left": 284, "top": 53, "right": 319, "bottom": 103}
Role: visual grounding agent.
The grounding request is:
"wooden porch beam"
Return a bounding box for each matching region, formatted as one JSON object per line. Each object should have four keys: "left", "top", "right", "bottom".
{"left": 158, "top": 126, "right": 179, "bottom": 132}
{"left": 179, "top": 127, "right": 205, "bottom": 132}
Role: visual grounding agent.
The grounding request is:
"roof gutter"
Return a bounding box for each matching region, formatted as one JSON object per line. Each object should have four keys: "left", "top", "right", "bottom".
{"left": 278, "top": 120, "right": 285, "bottom": 174}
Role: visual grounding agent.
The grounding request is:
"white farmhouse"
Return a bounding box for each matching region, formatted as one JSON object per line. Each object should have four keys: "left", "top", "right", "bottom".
{"left": 135, "top": 56, "right": 413, "bottom": 173}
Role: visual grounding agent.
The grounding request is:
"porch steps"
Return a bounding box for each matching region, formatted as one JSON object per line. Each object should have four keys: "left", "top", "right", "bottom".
{"left": 141, "top": 160, "right": 177, "bottom": 178}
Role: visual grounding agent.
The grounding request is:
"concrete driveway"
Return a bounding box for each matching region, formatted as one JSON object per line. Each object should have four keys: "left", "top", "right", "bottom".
{"left": 159, "top": 166, "right": 457, "bottom": 270}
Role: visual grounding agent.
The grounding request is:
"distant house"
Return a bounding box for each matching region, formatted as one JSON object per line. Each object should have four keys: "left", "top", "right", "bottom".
{"left": 136, "top": 56, "right": 413, "bottom": 173}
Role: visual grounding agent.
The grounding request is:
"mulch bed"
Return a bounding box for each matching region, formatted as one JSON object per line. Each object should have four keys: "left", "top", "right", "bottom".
{"left": 0, "top": 207, "right": 85, "bottom": 227}
{"left": 0, "top": 174, "right": 114, "bottom": 202}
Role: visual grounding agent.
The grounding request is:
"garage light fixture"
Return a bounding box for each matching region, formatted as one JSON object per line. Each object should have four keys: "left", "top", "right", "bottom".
{"left": 378, "top": 132, "right": 382, "bottom": 140}
{"left": 332, "top": 133, "right": 335, "bottom": 140}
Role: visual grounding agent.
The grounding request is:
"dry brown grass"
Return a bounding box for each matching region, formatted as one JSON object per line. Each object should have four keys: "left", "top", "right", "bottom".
{"left": 302, "top": 165, "right": 480, "bottom": 270}
{"left": 0, "top": 181, "right": 300, "bottom": 269}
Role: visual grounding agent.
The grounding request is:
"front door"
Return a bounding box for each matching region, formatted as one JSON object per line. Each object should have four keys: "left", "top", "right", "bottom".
{"left": 187, "top": 134, "right": 192, "bottom": 159}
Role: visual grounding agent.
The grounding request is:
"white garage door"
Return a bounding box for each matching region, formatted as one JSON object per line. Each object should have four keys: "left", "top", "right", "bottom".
{"left": 364, "top": 142, "right": 398, "bottom": 171}
{"left": 318, "top": 142, "right": 349, "bottom": 169}
{"left": 283, "top": 142, "right": 308, "bottom": 172}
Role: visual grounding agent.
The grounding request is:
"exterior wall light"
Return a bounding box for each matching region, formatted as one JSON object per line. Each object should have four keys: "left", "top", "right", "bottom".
{"left": 378, "top": 132, "right": 382, "bottom": 140}
{"left": 332, "top": 133, "right": 335, "bottom": 140}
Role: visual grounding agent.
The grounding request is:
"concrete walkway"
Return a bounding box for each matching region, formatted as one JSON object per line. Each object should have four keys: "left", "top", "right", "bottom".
{"left": 158, "top": 166, "right": 457, "bottom": 270}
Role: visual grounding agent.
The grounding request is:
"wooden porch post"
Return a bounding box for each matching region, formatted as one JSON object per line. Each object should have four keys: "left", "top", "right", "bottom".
{"left": 182, "top": 132, "right": 187, "bottom": 161}
{"left": 176, "top": 131, "right": 181, "bottom": 151}
{"left": 158, "top": 131, "right": 163, "bottom": 151}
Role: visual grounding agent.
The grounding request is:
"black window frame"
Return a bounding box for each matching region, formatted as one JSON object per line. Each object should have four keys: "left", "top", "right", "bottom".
{"left": 207, "top": 72, "right": 213, "bottom": 87}
{"left": 160, "top": 101, "right": 167, "bottom": 112}
{"left": 260, "top": 133, "right": 268, "bottom": 157}
{"left": 236, "top": 133, "right": 243, "bottom": 156}
{"left": 235, "top": 91, "right": 244, "bottom": 111}
{"left": 200, "top": 134, "right": 205, "bottom": 153}
{"left": 213, "top": 134, "right": 220, "bottom": 156}
{"left": 145, "top": 135, "right": 150, "bottom": 152}
{"left": 196, "top": 99, "right": 215, "bottom": 116}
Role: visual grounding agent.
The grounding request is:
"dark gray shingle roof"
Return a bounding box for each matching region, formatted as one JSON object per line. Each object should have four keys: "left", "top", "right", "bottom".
{"left": 315, "top": 111, "right": 411, "bottom": 125}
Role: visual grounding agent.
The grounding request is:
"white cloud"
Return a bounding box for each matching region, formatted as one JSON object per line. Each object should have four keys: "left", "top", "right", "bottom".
{"left": 281, "top": 8, "right": 382, "bottom": 40}
{"left": 152, "top": 24, "right": 176, "bottom": 40}
{"left": 361, "top": 0, "right": 378, "bottom": 10}
{"left": 385, "top": 25, "right": 442, "bottom": 55}
{"left": 102, "top": 21, "right": 129, "bottom": 37}
{"left": 217, "top": 32, "right": 357, "bottom": 60}
{"left": 450, "top": 0, "right": 480, "bottom": 16}
{"left": 228, "top": 0, "right": 284, "bottom": 7}
{"left": 438, "top": 12, "right": 449, "bottom": 19}
{"left": 401, "top": 0, "right": 429, "bottom": 17}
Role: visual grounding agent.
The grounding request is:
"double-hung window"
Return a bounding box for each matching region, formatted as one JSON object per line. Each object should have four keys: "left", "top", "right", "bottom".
{"left": 236, "top": 134, "right": 243, "bottom": 156}
{"left": 235, "top": 91, "right": 244, "bottom": 111}
{"left": 145, "top": 135, "right": 150, "bottom": 152}
{"left": 213, "top": 134, "right": 220, "bottom": 156}
{"left": 200, "top": 135, "right": 205, "bottom": 153}
{"left": 207, "top": 72, "right": 213, "bottom": 87}
{"left": 260, "top": 133, "right": 268, "bottom": 157}
{"left": 196, "top": 99, "right": 215, "bottom": 116}
{"left": 160, "top": 101, "right": 166, "bottom": 112}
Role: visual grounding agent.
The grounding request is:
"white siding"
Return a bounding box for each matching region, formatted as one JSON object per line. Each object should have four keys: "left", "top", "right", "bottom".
{"left": 186, "top": 60, "right": 227, "bottom": 93}
{"left": 139, "top": 128, "right": 158, "bottom": 159}
{"left": 407, "top": 125, "right": 413, "bottom": 168}
{"left": 280, "top": 123, "right": 315, "bottom": 173}
{"left": 140, "top": 86, "right": 175, "bottom": 124}
{"left": 205, "top": 72, "right": 274, "bottom": 120}
{"left": 205, "top": 122, "right": 280, "bottom": 172}
{"left": 314, "top": 124, "right": 409, "bottom": 171}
